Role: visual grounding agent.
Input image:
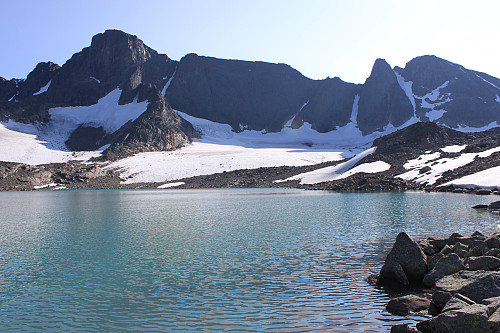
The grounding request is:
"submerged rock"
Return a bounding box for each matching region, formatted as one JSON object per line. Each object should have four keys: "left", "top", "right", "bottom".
{"left": 386, "top": 294, "right": 430, "bottom": 316}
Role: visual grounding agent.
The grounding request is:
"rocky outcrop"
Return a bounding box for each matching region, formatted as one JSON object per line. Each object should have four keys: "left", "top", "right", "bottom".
{"left": 376, "top": 231, "right": 500, "bottom": 332}
{"left": 100, "top": 91, "right": 198, "bottom": 160}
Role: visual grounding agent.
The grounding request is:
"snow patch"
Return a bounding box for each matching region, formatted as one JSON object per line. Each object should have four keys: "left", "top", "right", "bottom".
{"left": 397, "top": 145, "right": 500, "bottom": 185}
{"left": 496, "top": 94, "right": 500, "bottom": 103}
{"left": 475, "top": 73, "right": 500, "bottom": 90}
{"left": 403, "top": 152, "right": 441, "bottom": 170}
{"left": 441, "top": 145, "right": 467, "bottom": 153}
{"left": 418, "top": 81, "right": 451, "bottom": 122}
{"left": 426, "top": 109, "right": 447, "bottom": 122}
{"left": 0, "top": 120, "right": 108, "bottom": 165}
{"left": 442, "top": 165, "right": 500, "bottom": 190}
{"left": 90, "top": 76, "right": 101, "bottom": 84}
{"left": 157, "top": 182, "right": 185, "bottom": 189}
{"left": 275, "top": 147, "right": 377, "bottom": 184}
{"left": 33, "top": 80, "right": 51, "bottom": 95}
{"left": 109, "top": 144, "right": 347, "bottom": 184}
{"left": 161, "top": 69, "right": 177, "bottom": 96}
{"left": 453, "top": 121, "right": 499, "bottom": 133}
{"left": 33, "top": 183, "right": 58, "bottom": 189}
{"left": 394, "top": 71, "right": 416, "bottom": 112}
{"left": 350, "top": 95, "right": 359, "bottom": 124}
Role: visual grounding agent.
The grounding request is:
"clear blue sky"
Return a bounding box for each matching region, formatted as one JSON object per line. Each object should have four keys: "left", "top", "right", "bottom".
{"left": 2, "top": 0, "right": 499, "bottom": 84}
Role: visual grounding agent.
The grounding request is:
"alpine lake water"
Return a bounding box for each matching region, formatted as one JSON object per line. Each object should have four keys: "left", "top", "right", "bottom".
{"left": 1, "top": 189, "right": 499, "bottom": 332}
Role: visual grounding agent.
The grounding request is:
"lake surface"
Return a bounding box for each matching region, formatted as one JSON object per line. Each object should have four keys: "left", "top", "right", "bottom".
{"left": 0, "top": 189, "right": 499, "bottom": 332}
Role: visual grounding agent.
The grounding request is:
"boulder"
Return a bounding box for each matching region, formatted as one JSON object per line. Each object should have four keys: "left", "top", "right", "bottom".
{"left": 465, "top": 241, "right": 489, "bottom": 257}
{"left": 379, "top": 232, "right": 428, "bottom": 286}
{"left": 427, "top": 253, "right": 444, "bottom": 271}
{"left": 490, "top": 201, "right": 500, "bottom": 210}
{"left": 419, "top": 239, "right": 440, "bottom": 256}
{"left": 423, "top": 253, "right": 464, "bottom": 287}
{"left": 386, "top": 295, "right": 431, "bottom": 316}
{"left": 476, "top": 189, "right": 492, "bottom": 195}
{"left": 428, "top": 236, "right": 447, "bottom": 250}
{"left": 482, "top": 296, "right": 500, "bottom": 315}
{"left": 452, "top": 242, "right": 468, "bottom": 258}
{"left": 487, "top": 236, "right": 500, "bottom": 249}
{"left": 440, "top": 245, "right": 453, "bottom": 255}
{"left": 485, "top": 248, "right": 500, "bottom": 258}
{"left": 489, "top": 307, "right": 500, "bottom": 332}
{"left": 466, "top": 256, "right": 500, "bottom": 271}
{"left": 441, "top": 293, "right": 476, "bottom": 313}
{"left": 435, "top": 271, "right": 500, "bottom": 303}
{"left": 471, "top": 231, "right": 486, "bottom": 239}
{"left": 417, "top": 304, "right": 490, "bottom": 333}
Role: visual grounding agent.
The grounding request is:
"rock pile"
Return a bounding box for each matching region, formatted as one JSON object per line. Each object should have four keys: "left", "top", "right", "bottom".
{"left": 374, "top": 230, "right": 500, "bottom": 332}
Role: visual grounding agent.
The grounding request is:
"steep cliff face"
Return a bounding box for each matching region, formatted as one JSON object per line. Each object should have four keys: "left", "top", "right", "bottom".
{"left": 165, "top": 53, "right": 317, "bottom": 132}
{"left": 356, "top": 59, "right": 415, "bottom": 134}
{"left": 298, "top": 77, "right": 359, "bottom": 132}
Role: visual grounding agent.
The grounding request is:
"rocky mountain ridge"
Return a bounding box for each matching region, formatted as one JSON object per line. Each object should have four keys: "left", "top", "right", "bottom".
{"left": 0, "top": 30, "right": 498, "bottom": 191}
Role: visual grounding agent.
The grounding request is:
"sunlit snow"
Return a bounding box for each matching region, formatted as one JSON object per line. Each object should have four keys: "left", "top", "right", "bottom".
{"left": 0, "top": 120, "right": 106, "bottom": 165}
{"left": 441, "top": 145, "right": 467, "bottom": 153}
{"left": 442, "top": 165, "right": 500, "bottom": 190}
{"left": 274, "top": 147, "right": 384, "bottom": 184}
{"left": 398, "top": 145, "right": 500, "bottom": 185}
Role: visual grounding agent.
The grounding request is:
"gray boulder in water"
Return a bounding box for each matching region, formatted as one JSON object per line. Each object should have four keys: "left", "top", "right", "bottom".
{"left": 379, "top": 232, "right": 428, "bottom": 286}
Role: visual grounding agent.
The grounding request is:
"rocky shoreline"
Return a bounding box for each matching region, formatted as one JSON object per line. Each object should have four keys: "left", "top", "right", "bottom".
{"left": 372, "top": 203, "right": 500, "bottom": 332}
{"left": 0, "top": 158, "right": 499, "bottom": 194}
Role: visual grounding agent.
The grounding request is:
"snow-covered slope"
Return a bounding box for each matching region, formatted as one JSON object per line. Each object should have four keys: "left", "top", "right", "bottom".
{"left": 442, "top": 166, "right": 500, "bottom": 190}
{"left": 397, "top": 145, "right": 500, "bottom": 185}
{"left": 275, "top": 147, "right": 388, "bottom": 184}
{"left": 0, "top": 89, "right": 147, "bottom": 165}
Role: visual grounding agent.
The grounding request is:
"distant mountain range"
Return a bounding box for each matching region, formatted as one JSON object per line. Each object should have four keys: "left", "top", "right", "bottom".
{"left": 0, "top": 30, "right": 498, "bottom": 191}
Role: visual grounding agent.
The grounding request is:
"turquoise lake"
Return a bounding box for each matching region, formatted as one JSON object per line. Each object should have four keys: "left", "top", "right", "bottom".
{"left": 0, "top": 189, "right": 499, "bottom": 332}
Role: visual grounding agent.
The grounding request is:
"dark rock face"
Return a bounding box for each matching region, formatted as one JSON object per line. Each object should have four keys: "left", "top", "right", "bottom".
{"left": 397, "top": 55, "right": 500, "bottom": 128}
{"left": 66, "top": 125, "right": 106, "bottom": 151}
{"left": 16, "top": 61, "right": 60, "bottom": 99}
{"left": 165, "top": 53, "right": 317, "bottom": 132}
{"left": 45, "top": 30, "right": 175, "bottom": 107}
{"left": 298, "top": 77, "right": 359, "bottom": 132}
{"left": 0, "top": 77, "right": 19, "bottom": 101}
{"left": 379, "top": 232, "right": 428, "bottom": 286}
{"left": 101, "top": 93, "right": 198, "bottom": 160}
{"left": 356, "top": 59, "right": 415, "bottom": 134}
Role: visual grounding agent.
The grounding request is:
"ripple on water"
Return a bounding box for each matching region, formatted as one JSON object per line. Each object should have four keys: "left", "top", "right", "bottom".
{"left": 0, "top": 189, "right": 498, "bottom": 332}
